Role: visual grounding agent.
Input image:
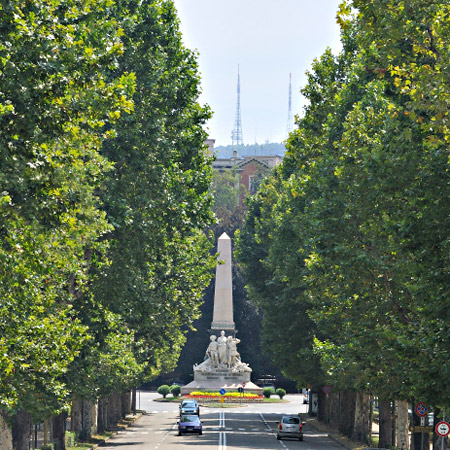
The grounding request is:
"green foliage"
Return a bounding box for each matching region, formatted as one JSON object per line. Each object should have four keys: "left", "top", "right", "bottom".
{"left": 0, "top": 0, "right": 134, "bottom": 421}
{"left": 275, "top": 388, "right": 286, "bottom": 399}
{"left": 88, "top": 0, "right": 216, "bottom": 387}
{"left": 0, "top": 0, "right": 216, "bottom": 427}
{"left": 65, "top": 431, "right": 76, "bottom": 448}
{"left": 170, "top": 385, "right": 181, "bottom": 397}
{"left": 262, "top": 387, "right": 275, "bottom": 398}
{"left": 157, "top": 385, "right": 171, "bottom": 399}
{"left": 212, "top": 169, "right": 245, "bottom": 212}
{"left": 237, "top": 3, "right": 450, "bottom": 411}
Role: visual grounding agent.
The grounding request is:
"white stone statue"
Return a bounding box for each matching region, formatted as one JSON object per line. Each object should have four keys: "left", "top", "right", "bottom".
{"left": 217, "top": 330, "right": 228, "bottom": 366}
{"left": 193, "top": 330, "right": 252, "bottom": 375}
{"left": 226, "top": 335, "right": 240, "bottom": 368}
{"left": 206, "top": 334, "right": 219, "bottom": 367}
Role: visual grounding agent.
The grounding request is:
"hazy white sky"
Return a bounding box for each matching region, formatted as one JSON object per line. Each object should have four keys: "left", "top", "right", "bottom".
{"left": 173, "top": 0, "right": 342, "bottom": 146}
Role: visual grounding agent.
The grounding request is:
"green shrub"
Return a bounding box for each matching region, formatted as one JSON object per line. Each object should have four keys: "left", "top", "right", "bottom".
{"left": 65, "top": 431, "right": 76, "bottom": 448}
{"left": 157, "top": 384, "right": 171, "bottom": 398}
{"left": 170, "top": 384, "right": 181, "bottom": 397}
{"left": 263, "top": 387, "right": 275, "bottom": 398}
{"left": 276, "top": 388, "right": 286, "bottom": 399}
{"left": 40, "top": 445, "right": 54, "bottom": 450}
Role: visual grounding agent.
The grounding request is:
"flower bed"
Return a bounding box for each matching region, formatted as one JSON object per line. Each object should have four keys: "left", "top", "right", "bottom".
{"left": 185, "top": 391, "right": 264, "bottom": 402}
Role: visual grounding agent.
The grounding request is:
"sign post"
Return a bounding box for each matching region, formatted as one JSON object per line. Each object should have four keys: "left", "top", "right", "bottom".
{"left": 414, "top": 402, "right": 429, "bottom": 450}
{"left": 219, "top": 388, "right": 226, "bottom": 404}
{"left": 436, "top": 421, "right": 450, "bottom": 450}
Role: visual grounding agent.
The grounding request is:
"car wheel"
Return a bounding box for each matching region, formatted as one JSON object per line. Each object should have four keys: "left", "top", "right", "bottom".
{"left": 199, "top": 431, "right": 202, "bottom": 435}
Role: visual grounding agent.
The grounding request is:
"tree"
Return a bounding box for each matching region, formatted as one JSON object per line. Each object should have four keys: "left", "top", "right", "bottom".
{"left": 0, "top": 0, "right": 135, "bottom": 439}
{"left": 90, "top": 0, "right": 216, "bottom": 384}
{"left": 237, "top": 5, "right": 450, "bottom": 447}
{"left": 1, "top": 0, "right": 217, "bottom": 445}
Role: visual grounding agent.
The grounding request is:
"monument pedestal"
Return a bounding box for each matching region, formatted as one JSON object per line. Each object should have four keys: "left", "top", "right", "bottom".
{"left": 181, "top": 367, "right": 262, "bottom": 395}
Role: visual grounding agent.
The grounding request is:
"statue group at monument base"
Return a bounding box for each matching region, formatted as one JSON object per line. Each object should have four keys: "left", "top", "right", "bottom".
{"left": 180, "top": 329, "right": 262, "bottom": 395}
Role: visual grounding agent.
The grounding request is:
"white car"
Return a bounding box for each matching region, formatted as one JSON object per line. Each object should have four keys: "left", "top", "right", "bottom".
{"left": 277, "top": 415, "right": 304, "bottom": 441}
{"left": 303, "top": 389, "right": 310, "bottom": 404}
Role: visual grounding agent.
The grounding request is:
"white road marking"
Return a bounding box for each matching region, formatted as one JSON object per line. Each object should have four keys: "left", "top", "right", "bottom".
{"left": 259, "top": 413, "right": 272, "bottom": 431}
{"left": 219, "top": 431, "right": 227, "bottom": 450}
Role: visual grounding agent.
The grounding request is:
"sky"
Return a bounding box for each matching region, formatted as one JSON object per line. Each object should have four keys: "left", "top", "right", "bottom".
{"left": 172, "top": 0, "right": 343, "bottom": 147}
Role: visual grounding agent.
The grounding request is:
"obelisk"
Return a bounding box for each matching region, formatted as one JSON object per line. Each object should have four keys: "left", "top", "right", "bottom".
{"left": 180, "top": 232, "right": 262, "bottom": 394}
{"left": 211, "top": 232, "right": 235, "bottom": 333}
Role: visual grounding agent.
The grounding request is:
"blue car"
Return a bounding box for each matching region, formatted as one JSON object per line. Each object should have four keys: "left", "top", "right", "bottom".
{"left": 178, "top": 414, "right": 203, "bottom": 435}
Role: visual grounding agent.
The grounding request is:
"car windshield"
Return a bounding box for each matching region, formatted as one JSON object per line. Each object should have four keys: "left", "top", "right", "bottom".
{"left": 283, "top": 416, "right": 300, "bottom": 424}
{"left": 181, "top": 415, "right": 199, "bottom": 423}
{"left": 183, "top": 402, "right": 196, "bottom": 407}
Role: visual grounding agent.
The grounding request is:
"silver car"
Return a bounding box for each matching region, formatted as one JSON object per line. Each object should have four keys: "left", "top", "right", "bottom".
{"left": 277, "top": 415, "right": 304, "bottom": 441}
{"left": 179, "top": 399, "right": 200, "bottom": 416}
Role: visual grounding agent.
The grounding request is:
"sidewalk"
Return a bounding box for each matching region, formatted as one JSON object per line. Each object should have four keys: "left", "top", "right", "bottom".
{"left": 304, "top": 416, "right": 367, "bottom": 450}
{"left": 305, "top": 417, "right": 442, "bottom": 450}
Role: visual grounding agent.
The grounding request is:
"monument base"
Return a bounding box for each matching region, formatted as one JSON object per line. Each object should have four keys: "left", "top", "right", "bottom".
{"left": 181, "top": 379, "right": 262, "bottom": 395}
{"left": 181, "top": 366, "right": 262, "bottom": 395}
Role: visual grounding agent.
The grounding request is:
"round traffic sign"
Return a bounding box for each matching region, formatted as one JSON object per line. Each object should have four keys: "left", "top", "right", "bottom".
{"left": 415, "top": 402, "right": 429, "bottom": 417}
{"left": 436, "top": 421, "right": 450, "bottom": 437}
{"left": 242, "top": 382, "right": 246, "bottom": 387}
{"left": 323, "top": 385, "right": 332, "bottom": 394}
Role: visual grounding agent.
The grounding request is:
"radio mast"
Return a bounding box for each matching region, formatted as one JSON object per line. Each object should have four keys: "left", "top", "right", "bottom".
{"left": 231, "top": 66, "right": 243, "bottom": 147}
{"left": 286, "top": 73, "right": 293, "bottom": 137}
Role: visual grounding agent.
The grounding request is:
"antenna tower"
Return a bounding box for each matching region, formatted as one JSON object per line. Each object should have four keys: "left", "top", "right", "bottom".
{"left": 286, "top": 73, "right": 293, "bottom": 137}
{"left": 231, "top": 66, "right": 243, "bottom": 147}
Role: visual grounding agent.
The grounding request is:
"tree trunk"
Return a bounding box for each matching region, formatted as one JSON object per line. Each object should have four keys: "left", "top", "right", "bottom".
{"left": 131, "top": 388, "right": 137, "bottom": 415}
{"left": 329, "top": 392, "right": 341, "bottom": 428}
{"left": 352, "top": 391, "right": 370, "bottom": 443}
{"left": 339, "top": 390, "right": 356, "bottom": 439}
{"left": 108, "top": 392, "right": 121, "bottom": 426}
{"left": 72, "top": 397, "right": 93, "bottom": 440}
{"left": 91, "top": 402, "right": 98, "bottom": 435}
{"left": 11, "top": 410, "right": 30, "bottom": 450}
{"left": 379, "top": 396, "right": 393, "bottom": 448}
{"left": 0, "top": 411, "right": 13, "bottom": 450}
{"left": 396, "top": 400, "right": 409, "bottom": 450}
{"left": 97, "top": 397, "right": 107, "bottom": 434}
{"left": 122, "top": 391, "right": 131, "bottom": 416}
{"left": 53, "top": 412, "right": 67, "bottom": 450}
{"left": 318, "top": 389, "right": 334, "bottom": 424}
{"left": 368, "top": 396, "right": 373, "bottom": 443}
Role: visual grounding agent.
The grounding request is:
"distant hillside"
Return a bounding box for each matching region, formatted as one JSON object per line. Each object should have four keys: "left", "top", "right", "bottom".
{"left": 215, "top": 143, "right": 286, "bottom": 159}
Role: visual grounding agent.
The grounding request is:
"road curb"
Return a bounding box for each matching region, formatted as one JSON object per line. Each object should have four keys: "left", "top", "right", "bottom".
{"left": 91, "top": 412, "right": 143, "bottom": 450}
{"left": 301, "top": 415, "right": 351, "bottom": 449}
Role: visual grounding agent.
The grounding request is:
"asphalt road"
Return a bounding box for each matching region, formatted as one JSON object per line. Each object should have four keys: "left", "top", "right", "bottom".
{"left": 100, "top": 392, "right": 342, "bottom": 450}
